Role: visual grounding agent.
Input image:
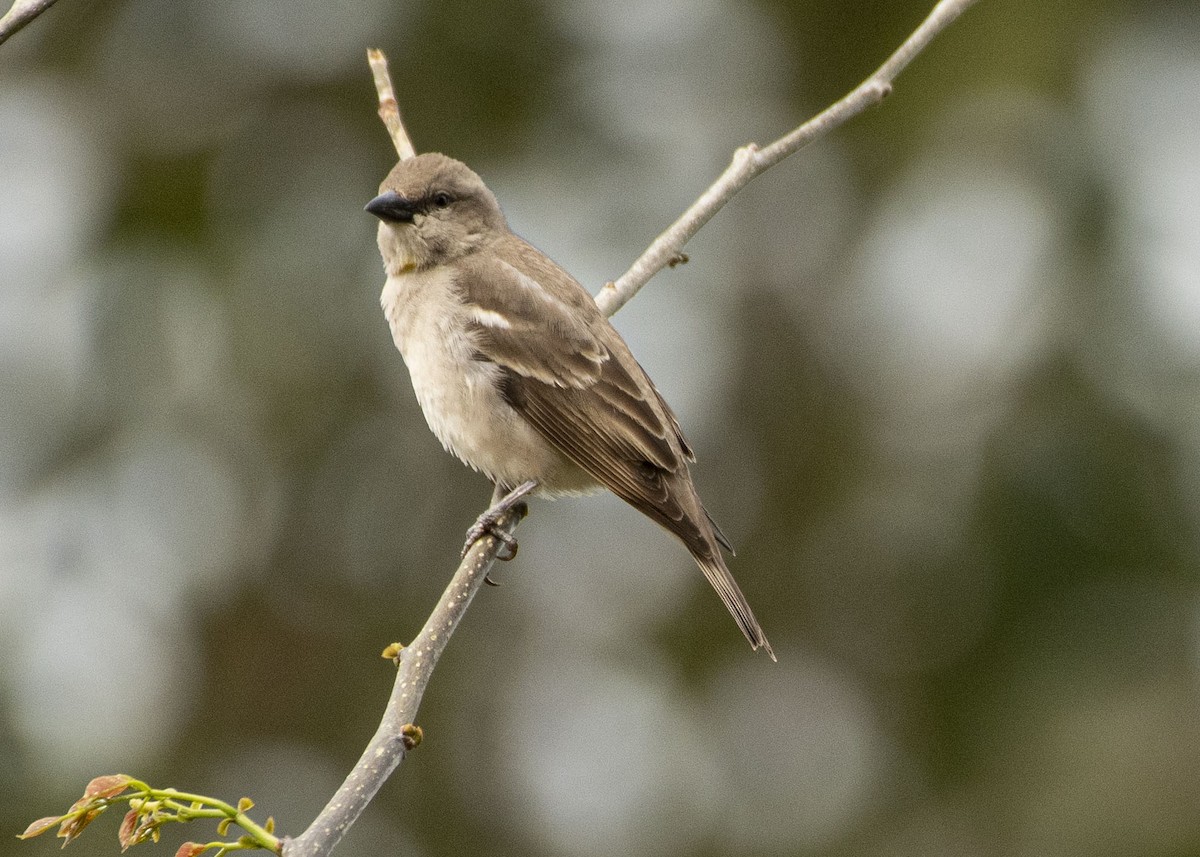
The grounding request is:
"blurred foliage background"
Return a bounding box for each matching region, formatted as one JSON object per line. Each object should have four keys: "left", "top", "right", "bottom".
{"left": 3, "top": 0, "right": 1200, "bottom": 855}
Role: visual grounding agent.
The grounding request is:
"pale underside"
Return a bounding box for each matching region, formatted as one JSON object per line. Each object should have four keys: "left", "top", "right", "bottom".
{"left": 380, "top": 262, "right": 602, "bottom": 497}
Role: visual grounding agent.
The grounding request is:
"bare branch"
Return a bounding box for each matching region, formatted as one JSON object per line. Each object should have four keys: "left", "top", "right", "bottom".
{"left": 594, "top": 0, "right": 981, "bottom": 318}
{"left": 283, "top": 501, "right": 524, "bottom": 857}
{"left": 289, "top": 4, "right": 981, "bottom": 854}
{"left": 0, "top": 0, "right": 58, "bottom": 46}
{"left": 368, "top": 49, "right": 416, "bottom": 161}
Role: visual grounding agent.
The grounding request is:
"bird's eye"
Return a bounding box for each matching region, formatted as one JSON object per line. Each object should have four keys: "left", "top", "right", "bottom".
{"left": 432, "top": 191, "right": 453, "bottom": 209}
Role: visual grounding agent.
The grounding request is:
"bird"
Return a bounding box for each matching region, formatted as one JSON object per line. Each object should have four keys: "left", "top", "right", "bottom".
{"left": 365, "top": 152, "right": 773, "bottom": 659}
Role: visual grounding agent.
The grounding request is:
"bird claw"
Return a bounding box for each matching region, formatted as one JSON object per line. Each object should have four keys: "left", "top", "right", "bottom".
{"left": 461, "top": 501, "right": 527, "bottom": 561}
{"left": 461, "top": 480, "right": 536, "bottom": 565}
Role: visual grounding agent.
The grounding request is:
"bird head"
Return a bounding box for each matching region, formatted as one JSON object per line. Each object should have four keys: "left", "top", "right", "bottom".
{"left": 366, "top": 153, "right": 507, "bottom": 274}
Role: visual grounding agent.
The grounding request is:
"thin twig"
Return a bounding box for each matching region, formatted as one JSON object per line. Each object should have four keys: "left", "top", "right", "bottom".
{"left": 368, "top": 48, "right": 416, "bottom": 161}
{"left": 0, "top": 0, "right": 58, "bottom": 46}
{"left": 594, "top": 0, "right": 981, "bottom": 318}
{"left": 288, "top": 3, "right": 979, "bottom": 853}
{"left": 283, "top": 500, "right": 522, "bottom": 857}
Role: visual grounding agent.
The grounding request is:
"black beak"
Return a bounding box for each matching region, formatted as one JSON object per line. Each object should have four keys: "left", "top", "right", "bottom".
{"left": 365, "top": 190, "right": 417, "bottom": 223}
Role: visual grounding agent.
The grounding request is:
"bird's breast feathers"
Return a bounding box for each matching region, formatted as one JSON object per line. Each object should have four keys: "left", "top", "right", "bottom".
{"left": 380, "top": 266, "right": 596, "bottom": 495}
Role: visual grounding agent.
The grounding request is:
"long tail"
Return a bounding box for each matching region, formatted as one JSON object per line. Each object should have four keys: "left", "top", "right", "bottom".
{"left": 693, "top": 551, "right": 775, "bottom": 661}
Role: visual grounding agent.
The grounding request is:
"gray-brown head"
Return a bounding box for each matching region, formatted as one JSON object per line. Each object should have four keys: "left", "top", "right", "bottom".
{"left": 366, "top": 153, "right": 508, "bottom": 274}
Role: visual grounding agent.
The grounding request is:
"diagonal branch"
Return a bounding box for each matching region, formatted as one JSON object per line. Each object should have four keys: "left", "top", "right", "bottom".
{"left": 283, "top": 499, "right": 524, "bottom": 857}
{"left": 594, "top": 0, "right": 981, "bottom": 317}
{"left": 0, "top": 0, "right": 58, "bottom": 46}
{"left": 368, "top": 49, "right": 416, "bottom": 161}
{"left": 286, "top": 2, "right": 981, "bottom": 854}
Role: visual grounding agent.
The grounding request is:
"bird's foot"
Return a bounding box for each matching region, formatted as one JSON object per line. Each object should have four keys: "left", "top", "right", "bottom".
{"left": 461, "top": 480, "right": 537, "bottom": 562}
{"left": 464, "top": 502, "right": 528, "bottom": 563}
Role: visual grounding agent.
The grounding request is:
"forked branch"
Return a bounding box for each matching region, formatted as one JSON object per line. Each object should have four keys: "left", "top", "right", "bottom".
{"left": 13, "top": 3, "right": 980, "bottom": 857}
{"left": 285, "top": 3, "right": 980, "bottom": 854}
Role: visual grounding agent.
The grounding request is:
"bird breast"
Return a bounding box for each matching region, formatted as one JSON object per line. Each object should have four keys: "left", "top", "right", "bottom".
{"left": 380, "top": 268, "right": 598, "bottom": 496}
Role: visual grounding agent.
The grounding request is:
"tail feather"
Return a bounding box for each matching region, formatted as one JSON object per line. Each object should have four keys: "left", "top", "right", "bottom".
{"left": 695, "top": 552, "right": 775, "bottom": 661}
{"left": 705, "top": 508, "right": 736, "bottom": 555}
{"left": 662, "top": 491, "right": 772, "bottom": 660}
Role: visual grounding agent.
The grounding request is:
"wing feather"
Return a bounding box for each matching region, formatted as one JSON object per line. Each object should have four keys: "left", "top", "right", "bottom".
{"left": 453, "top": 235, "right": 711, "bottom": 557}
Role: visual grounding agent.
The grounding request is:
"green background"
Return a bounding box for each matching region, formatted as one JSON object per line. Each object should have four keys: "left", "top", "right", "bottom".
{"left": 3, "top": 0, "right": 1200, "bottom": 855}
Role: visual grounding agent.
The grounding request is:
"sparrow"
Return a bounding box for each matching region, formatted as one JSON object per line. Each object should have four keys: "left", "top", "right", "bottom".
{"left": 366, "top": 152, "right": 773, "bottom": 659}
